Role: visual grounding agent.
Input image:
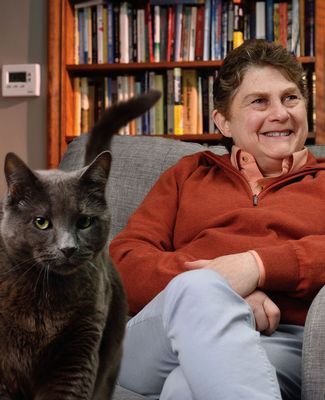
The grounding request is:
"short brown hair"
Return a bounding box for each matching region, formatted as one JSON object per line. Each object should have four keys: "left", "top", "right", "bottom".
{"left": 213, "top": 39, "right": 308, "bottom": 117}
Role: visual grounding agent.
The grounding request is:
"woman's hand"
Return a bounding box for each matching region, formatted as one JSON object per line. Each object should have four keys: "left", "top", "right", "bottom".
{"left": 245, "top": 290, "right": 280, "bottom": 335}
{"left": 184, "top": 252, "right": 260, "bottom": 297}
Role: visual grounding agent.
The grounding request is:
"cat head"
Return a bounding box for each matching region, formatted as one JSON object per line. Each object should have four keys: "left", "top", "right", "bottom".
{"left": 1, "top": 151, "right": 111, "bottom": 276}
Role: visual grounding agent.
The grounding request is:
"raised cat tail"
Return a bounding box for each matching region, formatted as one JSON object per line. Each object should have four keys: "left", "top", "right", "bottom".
{"left": 84, "top": 90, "right": 161, "bottom": 165}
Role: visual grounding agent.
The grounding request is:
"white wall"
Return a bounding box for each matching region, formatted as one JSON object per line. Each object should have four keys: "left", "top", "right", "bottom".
{"left": 0, "top": 0, "right": 47, "bottom": 197}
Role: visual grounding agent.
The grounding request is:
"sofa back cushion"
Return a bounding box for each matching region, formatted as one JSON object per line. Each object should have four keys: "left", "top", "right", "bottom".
{"left": 59, "top": 135, "right": 325, "bottom": 243}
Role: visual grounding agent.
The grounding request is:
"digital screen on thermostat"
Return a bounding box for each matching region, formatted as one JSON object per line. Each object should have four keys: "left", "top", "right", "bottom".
{"left": 8, "top": 72, "right": 27, "bottom": 83}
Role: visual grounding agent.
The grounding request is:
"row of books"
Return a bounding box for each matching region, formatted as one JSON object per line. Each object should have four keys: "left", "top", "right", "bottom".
{"left": 73, "top": 0, "right": 315, "bottom": 65}
{"left": 72, "top": 69, "right": 219, "bottom": 136}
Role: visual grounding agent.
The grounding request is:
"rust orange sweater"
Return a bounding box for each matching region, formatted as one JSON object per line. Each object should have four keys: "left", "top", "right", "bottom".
{"left": 110, "top": 151, "right": 325, "bottom": 325}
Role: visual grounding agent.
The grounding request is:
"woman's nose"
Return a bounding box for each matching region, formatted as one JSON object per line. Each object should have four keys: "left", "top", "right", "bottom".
{"left": 268, "top": 101, "right": 289, "bottom": 121}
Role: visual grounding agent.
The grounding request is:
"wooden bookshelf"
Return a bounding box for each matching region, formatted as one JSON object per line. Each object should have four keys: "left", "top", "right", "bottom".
{"left": 47, "top": 0, "right": 324, "bottom": 169}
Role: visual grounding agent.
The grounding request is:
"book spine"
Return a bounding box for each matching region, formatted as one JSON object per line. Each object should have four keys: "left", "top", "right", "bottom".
{"left": 154, "top": 6, "right": 161, "bottom": 62}
{"left": 291, "top": 0, "right": 300, "bottom": 56}
{"left": 255, "top": 1, "right": 266, "bottom": 40}
{"left": 182, "top": 69, "right": 198, "bottom": 134}
{"left": 174, "top": 4, "right": 183, "bottom": 61}
{"left": 166, "top": 69, "right": 174, "bottom": 134}
{"left": 113, "top": 3, "right": 120, "bottom": 63}
{"left": 173, "top": 67, "right": 184, "bottom": 135}
{"left": 203, "top": 0, "right": 211, "bottom": 60}
{"left": 91, "top": 6, "right": 98, "bottom": 63}
{"left": 97, "top": 4, "right": 104, "bottom": 63}
{"left": 146, "top": 2, "right": 154, "bottom": 62}
{"left": 154, "top": 74, "right": 164, "bottom": 134}
{"left": 195, "top": 5, "right": 204, "bottom": 60}
{"left": 265, "top": 0, "right": 274, "bottom": 42}
{"left": 107, "top": 1, "right": 114, "bottom": 63}
{"left": 305, "top": 0, "right": 315, "bottom": 56}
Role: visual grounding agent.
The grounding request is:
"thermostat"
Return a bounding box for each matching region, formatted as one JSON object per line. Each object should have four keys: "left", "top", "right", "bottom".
{"left": 2, "top": 64, "right": 40, "bottom": 97}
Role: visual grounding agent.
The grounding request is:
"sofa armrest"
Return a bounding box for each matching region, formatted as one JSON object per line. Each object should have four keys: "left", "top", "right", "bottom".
{"left": 302, "top": 285, "right": 325, "bottom": 400}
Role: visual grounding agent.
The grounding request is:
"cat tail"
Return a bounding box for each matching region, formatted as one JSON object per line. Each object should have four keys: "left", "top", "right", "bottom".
{"left": 84, "top": 90, "right": 161, "bottom": 165}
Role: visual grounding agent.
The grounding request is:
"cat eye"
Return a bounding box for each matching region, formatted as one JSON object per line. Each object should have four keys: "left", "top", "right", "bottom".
{"left": 76, "top": 216, "right": 93, "bottom": 230}
{"left": 34, "top": 217, "right": 51, "bottom": 230}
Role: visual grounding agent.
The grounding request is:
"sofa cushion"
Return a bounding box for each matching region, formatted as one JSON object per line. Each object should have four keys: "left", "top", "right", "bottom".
{"left": 59, "top": 135, "right": 228, "bottom": 242}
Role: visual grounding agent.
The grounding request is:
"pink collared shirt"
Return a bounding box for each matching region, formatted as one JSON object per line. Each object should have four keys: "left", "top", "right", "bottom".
{"left": 230, "top": 145, "right": 308, "bottom": 286}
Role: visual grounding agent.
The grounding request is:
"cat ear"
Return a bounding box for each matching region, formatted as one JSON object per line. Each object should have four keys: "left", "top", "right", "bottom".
{"left": 80, "top": 151, "right": 112, "bottom": 192}
{"left": 4, "top": 152, "right": 40, "bottom": 204}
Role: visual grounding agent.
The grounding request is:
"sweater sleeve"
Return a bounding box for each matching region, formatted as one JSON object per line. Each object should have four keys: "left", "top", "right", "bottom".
{"left": 109, "top": 156, "right": 200, "bottom": 315}
{"left": 256, "top": 236, "right": 325, "bottom": 300}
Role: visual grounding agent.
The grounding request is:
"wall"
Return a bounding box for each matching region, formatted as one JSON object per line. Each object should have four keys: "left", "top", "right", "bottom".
{"left": 0, "top": 0, "right": 47, "bottom": 197}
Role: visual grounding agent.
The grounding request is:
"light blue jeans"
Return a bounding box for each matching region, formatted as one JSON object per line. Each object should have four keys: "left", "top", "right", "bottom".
{"left": 118, "top": 269, "right": 303, "bottom": 399}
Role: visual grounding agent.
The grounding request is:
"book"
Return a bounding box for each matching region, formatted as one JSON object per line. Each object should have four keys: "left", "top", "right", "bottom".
{"left": 233, "top": 0, "right": 244, "bottom": 49}
{"left": 91, "top": 6, "right": 98, "bottom": 63}
{"left": 174, "top": 4, "right": 184, "bottom": 61}
{"left": 299, "top": 0, "right": 305, "bottom": 56}
{"left": 166, "top": 6, "right": 175, "bottom": 62}
{"left": 173, "top": 68, "right": 184, "bottom": 135}
{"left": 279, "top": 2, "right": 288, "bottom": 49}
{"left": 305, "top": 0, "right": 315, "bottom": 56}
{"left": 154, "top": 74, "right": 164, "bottom": 134}
{"left": 107, "top": 1, "right": 114, "bottom": 63}
{"left": 102, "top": 4, "right": 108, "bottom": 62}
{"left": 137, "top": 8, "right": 146, "bottom": 62}
{"left": 73, "top": 77, "right": 81, "bottom": 136}
{"left": 182, "top": 6, "right": 192, "bottom": 61}
{"left": 80, "top": 77, "right": 89, "bottom": 133}
{"left": 195, "top": 5, "right": 204, "bottom": 60}
{"left": 166, "top": 69, "right": 174, "bottom": 134}
{"left": 265, "top": 0, "right": 274, "bottom": 42}
{"left": 119, "top": 2, "right": 129, "bottom": 63}
{"left": 153, "top": 5, "right": 161, "bottom": 62}
{"left": 188, "top": 6, "right": 197, "bottom": 61}
{"left": 113, "top": 2, "right": 120, "bottom": 63}
{"left": 97, "top": 4, "right": 104, "bottom": 63}
{"left": 291, "top": 0, "right": 300, "bottom": 55}
{"left": 203, "top": 0, "right": 211, "bottom": 60}
{"left": 145, "top": 2, "right": 154, "bottom": 62}
{"left": 182, "top": 69, "right": 198, "bottom": 134}
{"left": 255, "top": 1, "right": 266, "bottom": 40}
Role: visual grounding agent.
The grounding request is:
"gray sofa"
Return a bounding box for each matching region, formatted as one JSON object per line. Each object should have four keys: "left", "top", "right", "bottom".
{"left": 59, "top": 134, "right": 325, "bottom": 400}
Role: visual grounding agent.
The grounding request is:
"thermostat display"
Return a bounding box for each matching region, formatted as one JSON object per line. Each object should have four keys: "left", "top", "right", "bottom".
{"left": 9, "top": 72, "right": 27, "bottom": 83}
{"left": 2, "top": 64, "right": 40, "bottom": 97}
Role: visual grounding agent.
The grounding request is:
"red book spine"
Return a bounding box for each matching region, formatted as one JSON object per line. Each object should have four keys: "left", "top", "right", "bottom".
{"left": 145, "top": 2, "right": 154, "bottom": 62}
{"left": 195, "top": 5, "right": 204, "bottom": 61}
{"left": 167, "top": 6, "right": 175, "bottom": 62}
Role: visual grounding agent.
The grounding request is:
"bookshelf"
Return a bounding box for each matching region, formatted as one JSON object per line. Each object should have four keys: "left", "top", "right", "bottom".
{"left": 47, "top": 0, "right": 324, "bottom": 169}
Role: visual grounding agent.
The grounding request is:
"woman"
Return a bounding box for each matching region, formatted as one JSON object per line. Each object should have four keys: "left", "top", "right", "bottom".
{"left": 110, "top": 40, "right": 325, "bottom": 399}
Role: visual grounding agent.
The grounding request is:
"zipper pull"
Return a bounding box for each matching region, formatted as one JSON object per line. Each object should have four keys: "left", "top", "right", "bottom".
{"left": 253, "top": 194, "right": 258, "bottom": 206}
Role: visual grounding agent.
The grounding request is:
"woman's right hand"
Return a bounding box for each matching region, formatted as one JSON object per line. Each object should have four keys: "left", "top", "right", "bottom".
{"left": 245, "top": 290, "right": 281, "bottom": 335}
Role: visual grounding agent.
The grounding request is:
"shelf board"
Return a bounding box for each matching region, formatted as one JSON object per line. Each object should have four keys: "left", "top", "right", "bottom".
{"left": 66, "top": 133, "right": 223, "bottom": 143}
{"left": 66, "top": 57, "right": 315, "bottom": 74}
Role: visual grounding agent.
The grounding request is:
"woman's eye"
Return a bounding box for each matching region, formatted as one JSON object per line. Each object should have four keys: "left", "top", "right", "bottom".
{"left": 252, "top": 98, "right": 266, "bottom": 104}
{"left": 76, "top": 216, "right": 93, "bottom": 230}
{"left": 34, "top": 217, "right": 51, "bottom": 230}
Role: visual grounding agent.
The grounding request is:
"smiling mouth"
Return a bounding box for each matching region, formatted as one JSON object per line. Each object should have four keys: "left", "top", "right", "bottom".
{"left": 262, "top": 130, "right": 293, "bottom": 137}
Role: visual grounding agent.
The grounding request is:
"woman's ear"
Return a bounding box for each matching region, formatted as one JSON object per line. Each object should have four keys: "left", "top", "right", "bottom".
{"left": 212, "top": 110, "right": 232, "bottom": 138}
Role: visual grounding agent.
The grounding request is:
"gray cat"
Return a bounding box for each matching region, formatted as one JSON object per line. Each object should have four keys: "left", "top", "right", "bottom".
{"left": 0, "top": 90, "right": 161, "bottom": 400}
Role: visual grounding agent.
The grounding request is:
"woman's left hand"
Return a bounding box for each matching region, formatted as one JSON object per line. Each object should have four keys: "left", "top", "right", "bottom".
{"left": 184, "top": 252, "right": 260, "bottom": 297}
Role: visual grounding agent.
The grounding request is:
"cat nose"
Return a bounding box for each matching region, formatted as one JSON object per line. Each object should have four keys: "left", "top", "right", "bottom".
{"left": 60, "top": 246, "right": 77, "bottom": 259}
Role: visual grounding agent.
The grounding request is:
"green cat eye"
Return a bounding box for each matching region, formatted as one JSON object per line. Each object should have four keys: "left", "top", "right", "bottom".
{"left": 34, "top": 217, "right": 51, "bottom": 230}
{"left": 76, "top": 216, "right": 93, "bottom": 230}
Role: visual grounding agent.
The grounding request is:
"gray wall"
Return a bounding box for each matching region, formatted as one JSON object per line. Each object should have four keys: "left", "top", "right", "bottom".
{"left": 0, "top": 0, "right": 47, "bottom": 197}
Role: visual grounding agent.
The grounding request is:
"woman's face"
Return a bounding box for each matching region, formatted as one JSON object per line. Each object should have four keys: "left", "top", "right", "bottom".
{"left": 213, "top": 66, "right": 308, "bottom": 175}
